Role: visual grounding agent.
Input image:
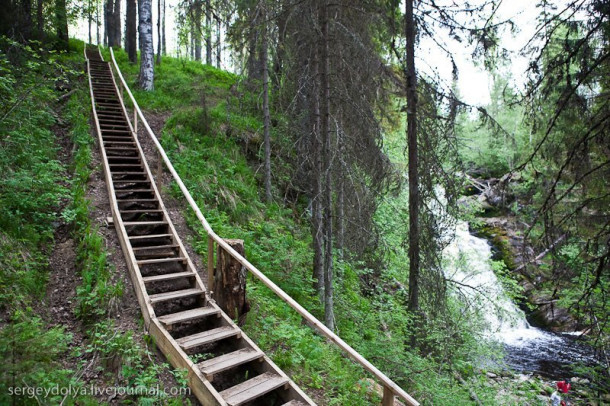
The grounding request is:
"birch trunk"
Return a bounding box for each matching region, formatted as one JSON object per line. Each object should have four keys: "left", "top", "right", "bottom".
{"left": 138, "top": 0, "right": 154, "bottom": 91}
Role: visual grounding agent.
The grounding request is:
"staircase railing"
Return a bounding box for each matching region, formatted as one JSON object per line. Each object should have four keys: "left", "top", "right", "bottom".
{"left": 108, "top": 47, "right": 419, "bottom": 406}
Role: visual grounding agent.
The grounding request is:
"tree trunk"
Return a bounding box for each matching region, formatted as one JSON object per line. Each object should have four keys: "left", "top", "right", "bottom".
{"left": 55, "top": 0, "right": 69, "bottom": 51}
{"left": 103, "top": 1, "right": 108, "bottom": 46}
{"left": 37, "top": 0, "right": 44, "bottom": 40}
{"left": 161, "top": 0, "right": 166, "bottom": 55}
{"left": 105, "top": 0, "right": 121, "bottom": 47}
{"left": 262, "top": 4, "right": 272, "bottom": 203}
{"left": 312, "top": 41, "right": 324, "bottom": 303}
{"left": 113, "top": 0, "right": 121, "bottom": 47}
{"left": 126, "top": 0, "right": 137, "bottom": 63}
{"left": 106, "top": 0, "right": 114, "bottom": 46}
{"left": 215, "top": 15, "right": 221, "bottom": 68}
{"left": 405, "top": 0, "right": 420, "bottom": 314}
{"left": 88, "top": 0, "right": 92, "bottom": 44}
{"left": 205, "top": 0, "right": 212, "bottom": 65}
{"left": 214, "top": 239, "right": 249, "bottom": 322}
{"left": 96, "top": 0, "right": 101, "bottom": 45}
{"left": 337, "top": 125, "right": 345, "bottom": 259}
{"left": 194, "top": 0, "right": 202, "bottom": 61}
{"left": 156, "top": 0, "right": 161, "bottom": 64}
{"left": 138, "top": 0, "right": 154, "bottom": 90}
{"left": 320, "top": 1, "right": 334, "bottom": 331}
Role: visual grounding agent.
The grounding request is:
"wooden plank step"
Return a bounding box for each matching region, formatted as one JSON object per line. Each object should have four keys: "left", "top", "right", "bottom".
{"left": 136, "top": 257, "right": 186, "bottom": 266}
{"left": 108, "top": 156, "right": 140, "bottom": 160}
{"left": 142, "top": 271, "right": 195, "bottom": 283}
{"left": 99, "top": 119, "right": 127, "bottom": 124}
{"left": 157, "top": 307, "right": 220, "bottom": 327}
{"left": 129, "top": 233, "right": 172, "bottom": 240}
{"left": 176, "top": 326, "right": 240, "bottom": 350}
{"left": 117, "top": 199, "right": 159, "bottom": 203}
{"left": 199, "top": 348, "right": 263, "bottom": 379}
{"left": 281, "top": 401, "right": 306, "bottom": 406}
{"left": 105, "top": 147, "right": 138, "bottom": 151}
{"left": 112, "top": 171, "right": 147, "bottom": 176}
{"left": 114, "top": 183, "right": 152, "bottom": 188}
{"left": 116, "top": 189, "right": 154, "bottom": 195}
{"left": 149, "top": 288, "right": 203, "bottom": 304}
{"left": 105, "top": 142, "right": 136, "bottom": 146}
{"left": 220, "top": 372, "right": 289, "bottom": 406}
{"left": 110, "top": 164, "right": 144, "bottom": 169}
{"left": 103, "top": 137, "right": 134, "bottom": 142}
{"left": 123, "top": 220, "right": 167, "bottom": 226}
{"left": 132, "top": 243, "right": 178, "bottom": 250}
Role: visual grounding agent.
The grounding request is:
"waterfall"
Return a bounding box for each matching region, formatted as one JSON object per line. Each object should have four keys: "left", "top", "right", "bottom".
{"left": 440, "top": 200, "right": 597, "bottom": 377}
{"left": 443, "top": 219, "right": 555, "bottom": 346}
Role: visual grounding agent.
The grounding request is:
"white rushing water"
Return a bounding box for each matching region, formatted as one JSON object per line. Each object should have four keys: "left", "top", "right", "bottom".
{"left": 443, "top": 219, "right": 559, "bottom": 347}
{"left": 441, "top": 203, "right": 598, "bottom": 378}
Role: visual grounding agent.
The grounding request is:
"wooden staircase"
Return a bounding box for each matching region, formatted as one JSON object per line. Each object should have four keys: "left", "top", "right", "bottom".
{"left": 85, "top": 46, "right": 314, "bottom": 406}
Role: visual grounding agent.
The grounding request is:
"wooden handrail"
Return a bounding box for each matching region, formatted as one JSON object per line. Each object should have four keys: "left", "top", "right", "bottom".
{"left": 108, "top": 47, "right": 419, "bottom": 406}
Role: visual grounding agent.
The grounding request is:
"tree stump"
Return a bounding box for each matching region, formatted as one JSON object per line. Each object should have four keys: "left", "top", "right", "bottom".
{"left": 213, "top": 239, "right": 249, "bottom": 322}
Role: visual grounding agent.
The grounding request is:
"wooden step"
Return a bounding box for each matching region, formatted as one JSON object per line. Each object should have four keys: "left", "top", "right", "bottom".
{"left": 105, "top": 147, "right": 138, "bottom": 151}
{"left": 116, "top": 189, "right": 154, "bottom": 195}
{"left": 108, "top": 156, "right": 140, "bottom": 161}
{"left": 104, "top": 141, "right": 135, "bottom": 145}
{"left": 112, "top": 171, "right": 146, "bottom": 177}
{"left": 121, "top": 209, "right": 164, "bottom": 214}
{"left": 199, "top": 348, "right": 263, "bottom": 380}
{"left": 117, "top": 199, "right": 159, "bottom": 204}
{"left": 149, "top": 288, "right": 203, "bottom": 304}
{"left": 123, "top": 221, "right": 167, "bottom": 226}
{"left": 136, "top": 257, "right": 186, "bottom": 266}
{"left": 220, "top": 372, "right": 289, "bottom": 406}
{"left": 102, "top": 137, "right": 133, "bottom": 142}
{"left": 157, "top": 306, "right": 220, "bottom": 327}
{"left": 176, "top": 326, "right": 240, "bottom": 351}
{"left": 281, "top": 401, "right": 306, "bottom": 406}
{"left": 129, "top": 233, "right": 173, "bottom": 240}
{"left": 142, "top": 271, "right": 194, "bottom": 283}
{"left": 132, "top": 243, "right": 178, "bottom": 251}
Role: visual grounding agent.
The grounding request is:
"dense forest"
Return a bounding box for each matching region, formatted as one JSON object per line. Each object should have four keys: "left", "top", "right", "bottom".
{"left": 0, "top": 0, "right": 608, "bottom": 405}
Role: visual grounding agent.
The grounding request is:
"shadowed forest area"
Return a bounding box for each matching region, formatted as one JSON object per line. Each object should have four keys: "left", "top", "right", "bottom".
{"left": 1, "top": 0, "right": 608, "bottom": 404}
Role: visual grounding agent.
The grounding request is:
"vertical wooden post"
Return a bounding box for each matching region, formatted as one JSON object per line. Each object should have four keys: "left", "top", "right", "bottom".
{"left": 207, "top": 235, "right": 214, "bottom": 288}
{"left": 134, "top": 110, "right": 138, "bottom": 134}
{"left": 382, "top": 386, "right": 395, "bottom": 406}
{"left": 214, "top": 239, "right": 248, "bottom": 321}
{"left": 156, "top": 151, "right": 162, "bottom": 179}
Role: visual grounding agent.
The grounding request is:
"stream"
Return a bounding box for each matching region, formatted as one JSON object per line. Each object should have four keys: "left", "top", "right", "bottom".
{"left": 444, "top": 218, "right": 598, "bottom": 379}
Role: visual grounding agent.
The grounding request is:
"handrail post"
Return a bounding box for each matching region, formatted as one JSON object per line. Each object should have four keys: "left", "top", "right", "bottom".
{"left": 382, "top": 386, "right": 395, "bottom": 406}
{"left": 134, "top": 109, "right": 138, "bottom": 134}
{"left": 207, "top": 235, "right": 215, "bottom": 289}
